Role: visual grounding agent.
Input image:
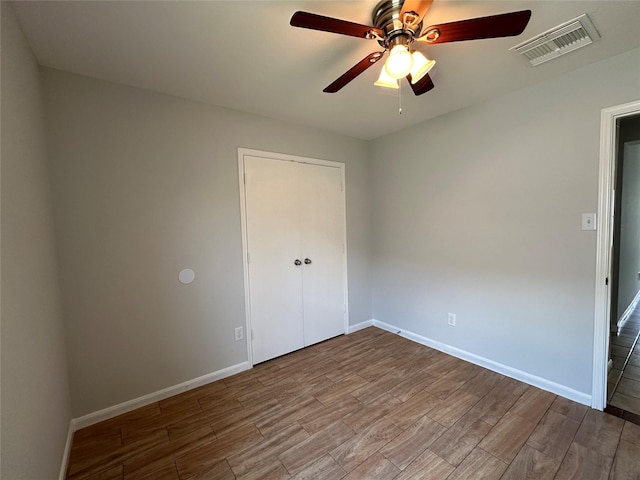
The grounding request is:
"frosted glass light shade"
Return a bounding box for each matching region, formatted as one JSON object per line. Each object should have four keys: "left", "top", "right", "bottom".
{"left": 384, "top": 45, "right": 414, "bottom": 79}
{"left": 410, "top": 51, "right": 436, "bottom": 84}
{"left": 374, "top": 67, "right": 399, "bottom": 89}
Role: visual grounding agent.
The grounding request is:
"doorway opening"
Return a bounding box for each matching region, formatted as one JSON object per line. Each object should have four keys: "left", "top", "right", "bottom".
{"left": 592, "top": 100, "right": 640, "bottom": 412}
{"left": 606, "top": 114, "right": 640, "bottom": 417}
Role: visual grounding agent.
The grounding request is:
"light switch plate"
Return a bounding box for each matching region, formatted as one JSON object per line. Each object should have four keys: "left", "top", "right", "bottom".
{"left": 582, "top": 213, "right": 596, "bottom": 231}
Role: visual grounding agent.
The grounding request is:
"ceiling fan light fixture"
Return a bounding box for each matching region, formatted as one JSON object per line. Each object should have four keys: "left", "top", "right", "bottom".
{"left": 384, "top": 44, "right": 414, "bottom": 78}
{"left": 409, "top": 51, "right": 435, "bottom": 83}
{"left": 374, "top": 67, "right": 399, "bottom": 89}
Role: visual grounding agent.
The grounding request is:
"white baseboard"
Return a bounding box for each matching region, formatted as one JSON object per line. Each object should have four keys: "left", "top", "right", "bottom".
{"left": 59, "top": 361, "right": 250, "bottom": 478}
{"left": 348, "top": 320, "right": 374, "bottom": 333}
{"left": 72, "top": 361, "right": 250, "bottom": 431}
{"left": 58, "top": 421, "right": 75, "bottom": 480}
{"left": 617, "top": 289, "right": 640, "bottom": 333}
{"left": 59, "top": 321, "right": 592, "bottom": 477}
{"left": 371, "top": 320, "right": 591, "bottom": 407}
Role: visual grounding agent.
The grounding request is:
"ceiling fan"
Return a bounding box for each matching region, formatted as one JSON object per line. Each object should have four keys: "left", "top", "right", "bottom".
{"left": 290, "top": 0, "right": 531, "bottom": 95}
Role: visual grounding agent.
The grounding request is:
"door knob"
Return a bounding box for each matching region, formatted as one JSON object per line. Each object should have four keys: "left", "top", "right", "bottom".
{"left": 294, "top": 259, "right": 302, "bottom": 266}
{"left": 304, "top": 258, "right": 312, "bottom": 265}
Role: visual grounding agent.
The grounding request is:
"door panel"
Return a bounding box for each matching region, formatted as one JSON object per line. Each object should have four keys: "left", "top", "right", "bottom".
{"left": 298, "top": 163, "right": 346, "bottom": 346}
{"left": 244, "top": 156, "right": 304, "bottom": 364}
{"left": 243, "top": 154, "right": 346, "bottom": 364}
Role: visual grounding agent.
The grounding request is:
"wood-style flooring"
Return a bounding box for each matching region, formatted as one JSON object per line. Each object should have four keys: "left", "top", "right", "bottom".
{"left": 608, "top": 304, "right": 640, "bottom": 420}
{"left": 67, "top": 327, "right": 640, "bottom": 479}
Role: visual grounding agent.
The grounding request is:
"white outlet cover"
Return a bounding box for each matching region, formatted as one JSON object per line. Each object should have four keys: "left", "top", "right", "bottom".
{"left": 178, "top": 268, "right": 195, "bottom": 284}
{"left": 235, "top": 327, "right": 243, "bottom": 341}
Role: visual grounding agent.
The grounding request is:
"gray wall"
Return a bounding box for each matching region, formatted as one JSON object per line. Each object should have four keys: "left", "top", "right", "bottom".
{"left": 42, "top": 69, "right": 372, "bottom": 416}
{"left": 370, "top": 48, "right": 640, "bottom": 397}
{"left": 1, "top": 3, "right": 72, "bottom": 478}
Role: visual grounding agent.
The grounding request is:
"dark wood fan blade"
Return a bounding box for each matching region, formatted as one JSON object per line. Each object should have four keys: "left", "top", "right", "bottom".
{"left": 290, "top": 11, "right": 383, "bottom": 39}
{"left": 418, "top": 10, "right": 531, "bottom": 44}
{"left": 407, "top": 73, "right": 435, "bottom": 96}
{"left": 324, "top": 52, "right": 384, "bottom": 93}
{"left": 400, "top": 0, "right": 434, "bottom": 26}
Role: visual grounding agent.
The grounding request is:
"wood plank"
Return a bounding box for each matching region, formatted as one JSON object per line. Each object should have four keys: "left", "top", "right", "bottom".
{"left": 389, "top": 370, "right": 439, "bottom": 402}
{"left": 428, "top": 413, "right": 493, "bottom": 467}
{"left": 393, "top": 449, "right": 455, "bottom": 480}
{"left": 507, "top": 388, "right": 555, "bottom": 423}
{"left": 69, "top": 431, "right": 171, "bottom": 479}
{"left": 460, "top": 369, "right": 504, "bottom": 398}
{"left": 548, "top": 395, "right": 588, "bottom": 422}
{"left": 135, "top": 464, "right": 180, "bottom": 480}
{"left": 341, "top": 452, "right": 400, "bottom": 480}
{"left": 609, "top": 391, "right": 640, "bottom": 414}
{"left": 447, "top": 447, "right": 508, "bottom": 480}
{"left": 572, "top": 408, "right": 624, "bottom": 458}
{"left": 464, "top": 386, "right": 519, "bottom": 426}
{"left": 312, "top": 374, "right": 368, "bottom": 406}
{"left": 329, "top": 418, "right": 402, "bottom": 472}
{"left": 278, "top": 420, "right": 354, "bottom": 475}
{"left": 342, "top": 393, "right": 402, "bottom": 432}
{"left": 554, "top": 442, "right": 614, "bottom": 480}
{"left": 85, "top": 465, "right": 124, "bottom": 480}
{"left": 609, "top": 439, "right": 640, "bottom": 480}
{"left": 236, "top": 460, "right": 290, "bottom": 480}
{"left": 384, "top": 389, "right": 441, "bottom": 430}
{"left": 208, "top": 397, "right": 282, "bottom": 435}
{"left": 298, "top": 395, "right": 361, "bottom": 435}
{"left": 380, "top": 414, "right": 447, "bottom": 469}
{"left": 621, "top": 420, "right": 640, "bottom": 446}
{"left": 254, "top": 396, "right": 324, "bottom": 437}
{"left": 478, "top": 412, "right": 537, "bottom": 463}
{"left": 227, "top": 423, "right": 308, "bottom": 477}
{"left": 526, "top": 409, "right": 581, "bottom": 461}
{"left": 351, "top": 370, "right": 406, "bottom": 405}
{"left": 499, "top": 444, "right": 559, "bottom": 480}
{"left": 288, "top": 454, "right": 346, "bottom": 480}
{"left": 65, "top": 328, "right": 635, "bottom": 480}
{"left": 171, "top": 424, "right": 263, "bottom": 479}
{"left": 426, "top": 389, "right": 480, "bottom": 428}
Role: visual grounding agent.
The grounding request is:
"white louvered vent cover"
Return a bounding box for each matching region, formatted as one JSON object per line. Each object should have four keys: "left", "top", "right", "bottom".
{"left": 511, "top": 14, "right": 600, "bottom": 66}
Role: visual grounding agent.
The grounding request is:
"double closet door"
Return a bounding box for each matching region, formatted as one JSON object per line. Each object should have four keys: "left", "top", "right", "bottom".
{"left": 242, "top": 153, "right": 346, "bottom": 364}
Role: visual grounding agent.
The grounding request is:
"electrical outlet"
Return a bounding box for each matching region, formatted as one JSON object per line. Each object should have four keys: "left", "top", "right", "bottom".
{"left": 234, "top": 327, "right": 243, "bottom": 341}
{"left": 448, "top": 313, "right": 456, "bottom": 326}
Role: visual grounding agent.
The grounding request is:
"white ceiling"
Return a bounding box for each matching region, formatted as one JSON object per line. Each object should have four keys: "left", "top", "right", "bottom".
{"left": 12, "top": 0, "right": 640, "bottom": 140}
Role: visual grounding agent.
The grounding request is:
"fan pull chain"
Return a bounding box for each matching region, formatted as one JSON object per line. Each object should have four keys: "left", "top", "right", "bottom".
{"left": 398, "top": 81, "right": 402, "bottom": 115}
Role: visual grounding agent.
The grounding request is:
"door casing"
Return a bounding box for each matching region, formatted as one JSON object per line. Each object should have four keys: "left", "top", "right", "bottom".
{"left": 592, "top": 99, "right": 640, "bottom": 410}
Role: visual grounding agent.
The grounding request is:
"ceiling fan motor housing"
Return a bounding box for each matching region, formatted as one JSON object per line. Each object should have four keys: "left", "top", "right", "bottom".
{"left": 372, "top": 0, "right": 422, "bottom": 49}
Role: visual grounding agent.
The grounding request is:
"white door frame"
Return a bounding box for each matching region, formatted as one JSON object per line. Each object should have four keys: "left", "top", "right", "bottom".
{"left": 592, "top": 99, "right": 640, "bottom": 410}
{"left": 237, "top": 148, "right": 349, "bottom": 367}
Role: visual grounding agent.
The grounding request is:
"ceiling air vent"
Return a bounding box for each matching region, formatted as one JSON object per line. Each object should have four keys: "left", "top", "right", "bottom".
{"left": 511, "top": 13, "right": 600, "bottom": 66}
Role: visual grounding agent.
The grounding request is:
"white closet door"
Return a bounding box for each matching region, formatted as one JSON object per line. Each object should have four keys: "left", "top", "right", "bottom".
{"left": 244, "top": 156, "right": 304, "bottom": 364}
{"left": 298, "top": 163, "right": 346, "bottom": 346}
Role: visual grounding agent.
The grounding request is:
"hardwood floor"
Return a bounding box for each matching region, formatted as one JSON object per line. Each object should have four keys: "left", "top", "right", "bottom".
{"left": 66, "top": 328, "right": 640, "bottom": 479}
{"left": 608, "top": 304, "right": 640, "bottom": 419}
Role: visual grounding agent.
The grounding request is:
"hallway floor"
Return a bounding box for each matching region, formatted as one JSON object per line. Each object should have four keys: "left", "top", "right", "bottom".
{"left": 607, "top": 303, "right": 640, "bottom": 420}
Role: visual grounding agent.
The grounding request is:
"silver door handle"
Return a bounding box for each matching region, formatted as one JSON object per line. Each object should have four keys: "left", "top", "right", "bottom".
{"left": 294, "top": 259, "right": 302, "bottom": 266}
{"left": 304, "top": 258, "right": 312, "bottom": 265}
